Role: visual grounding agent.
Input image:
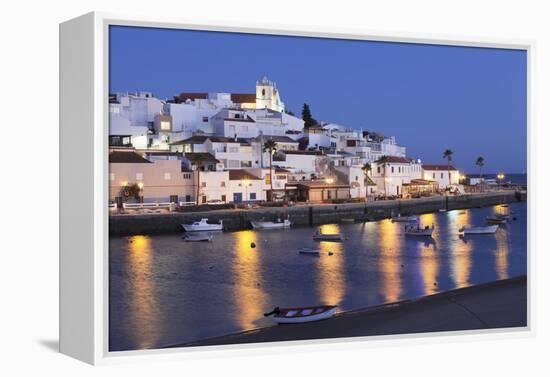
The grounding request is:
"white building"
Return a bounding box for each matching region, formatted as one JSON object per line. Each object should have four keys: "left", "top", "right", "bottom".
{"left": 422, "top": 164, "right": 460, "bottom": 189}
{"left": 211, "top": 108, "right": 304, "bottom": 139}
{"left": 371, "top": 156, "right": 423, "bottom": 197}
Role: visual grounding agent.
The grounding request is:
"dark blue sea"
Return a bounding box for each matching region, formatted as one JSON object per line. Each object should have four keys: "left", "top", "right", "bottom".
{"left": 109, "top": 201, "right": 527, "bottom": 351}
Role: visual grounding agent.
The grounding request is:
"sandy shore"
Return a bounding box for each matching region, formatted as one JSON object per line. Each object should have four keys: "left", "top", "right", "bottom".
{"left": 168, "top": 276, "right": 527, "bottom": 348}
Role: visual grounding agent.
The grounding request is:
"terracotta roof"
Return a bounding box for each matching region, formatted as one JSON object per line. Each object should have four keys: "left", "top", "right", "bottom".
{"left": 404, "top": 179, "right": 439, "bottom": 186}
{"left": 229, "top": 170, "right": 262, "bottom": 181}
{"left": 374, "top": 156, "right": 411, "bottom": 164}
{"left": 422, "top": 164, "right": 457, "bottom": 171}
{"left": 109, "top": 151, "right": 152, "bottom": 164}
{"left": 183, "top": 152, "right": 219, "bottom": 163}
{"left": 230, "top": 93, "right": 256, "bottom": 103}
{"left": 275, "top": 168, "right": 290, "bottom": 173}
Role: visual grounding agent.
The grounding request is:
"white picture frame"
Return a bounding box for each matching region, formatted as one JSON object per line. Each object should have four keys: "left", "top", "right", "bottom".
{"left": 59, "top": 11, "right": 534, "bottom": 365}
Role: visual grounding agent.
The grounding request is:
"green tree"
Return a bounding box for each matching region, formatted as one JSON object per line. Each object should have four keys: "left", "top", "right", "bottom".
{"left": 361, "top": 162, "right": 372, "bottom": 176}
{"left": 443, "top": 149, "right": 454, "bottom": 187}
{"left": 120, "top": 183, "right": 141, "bottom": 202}
{"left": 301, "top": 103, "right": 318, "bottom": 128}
{"left": 476, "top": 156, "right": 485, "bottom": 192}
{"left": 263, "top": 138, "right": 278, "bottom": 200}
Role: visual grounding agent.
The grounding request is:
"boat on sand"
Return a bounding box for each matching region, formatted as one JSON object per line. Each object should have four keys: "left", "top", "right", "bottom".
{"left": 264, "top": 305, "right": 337, "bottom": 324}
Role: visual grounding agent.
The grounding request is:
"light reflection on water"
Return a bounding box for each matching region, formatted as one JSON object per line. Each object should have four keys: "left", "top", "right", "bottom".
{"left": 378, "top": 220, "right": 402, "bottom": 302}
{"left": 126, "top": 235, "right": 161, "bottom": 349}
{"left": 232, "top": 230, "right": 265, "bottom": 329}
{"left": 109, "top": 202, "right": 527, "bottom": 351}
{"left": 317, "top": 224, "right": 345, "bottom": 306}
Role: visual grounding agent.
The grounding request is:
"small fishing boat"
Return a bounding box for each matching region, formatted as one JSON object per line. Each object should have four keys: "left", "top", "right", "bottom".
{"left": 182, "top": 232, "right": 213, "bottom": 242}
{"left": 264, "top": 305, "right": 337, "bottom": 324}
{"left": 459, "top": 225, "right": 499, "bottom": 235}
{"left": 404, "top": 223, "right": 434, "bottom": 237}
{"left": 181, "top": 218, "right": 223, "bottom": 232}
{"left": 313, "top": 228, "right": 344, "bottom": 241}
{"left": 298, "top": 247, "right": 321, "bottom": 255}
{"left": 250, "top": 218, "right": 291, "bottom": 230}
{"left": 485, "top": 215, "right": 507, "bottom": 225}
{"left": 391, "top": 215, "right": 419, "bottom": 223}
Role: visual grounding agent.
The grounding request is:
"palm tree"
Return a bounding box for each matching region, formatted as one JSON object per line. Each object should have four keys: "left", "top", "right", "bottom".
{"left": 443, "top": 149, "right": 453, "bottom": 187}
{"left": 476, "top": 156, "right": 485, "bottom": 192}
{"left": 263, "top": 138, "right": 277, "bottom": 201}
{"left": 361, "top": 162, "right": 372, "bottom": 177}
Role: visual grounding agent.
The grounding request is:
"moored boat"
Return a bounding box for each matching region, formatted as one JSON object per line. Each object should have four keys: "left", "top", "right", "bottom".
{"left": 404, "top": 223, "right": 434, "bottom": 237}
{"left": 250, "top": 218, "right": 291, "bottom": 230}
{"left": 264, "top": 305, "right": 337, "bottom": 324}
{"left": 459, "top": 225, "right": 499, "bottom": 235}
{"left": 485, "top": 215, "right": 507, "bottom": 225}
{"left": 181, "top": 218, "right": 223, "bottom": 232}
{"left": 298, "top": 247, "right": 320, "bottom": 255}
{"left": 313, "top": 228, "right": 344, "bottom": 241}
{"left": 182, "top": 232, "right": 213, "bottom": 242}
{"left": 391, "top": 215, "right": 419, "bottom": 223}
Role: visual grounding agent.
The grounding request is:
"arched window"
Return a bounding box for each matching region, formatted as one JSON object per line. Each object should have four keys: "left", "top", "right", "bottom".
{"left": 262, "top": 88, "right": 266, "bottom": 97}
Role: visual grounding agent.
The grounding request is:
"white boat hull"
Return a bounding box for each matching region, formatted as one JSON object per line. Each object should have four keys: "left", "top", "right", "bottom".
{"left": 272, "top": 307, "right": 337, "bottom": 324}
{"left": 405, "top": 229, "right": 433, "bottom": 236}
{"left": 251, "top": 220, "right": 291, "bottom": 230}
{"left": 182, "top": 218, "right": 223, "bottom": 232}
{"left": 298, "top": 247, "right": 320, "bottom": 255}
{"left": 459, "top": 225, "right": 499, "bottom": 234}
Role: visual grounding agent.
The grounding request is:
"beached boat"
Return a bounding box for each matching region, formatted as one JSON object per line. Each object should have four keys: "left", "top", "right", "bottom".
{"left": 313, "top": 228, "right": 344, "bottom": 241}
{"left": 182, "top": 232, "right": 213, "bottom": 242}
{"left": 404, "top": 223, "right": 434, "bottom": 237}
{"left": 181, "top": 218, "right": 223, "bottom": 232}
{"left": 485, "top": 215, "right": 507, "bottom": 225}
{"left": 459, "top": 225, "right": 499, "bottom": 235}
{"left": 391, "top": 215, "right": 419, "bottom": 223}
{"left": 250, "top": 219, "right": 291, "bottom": 230}
{"left": 298, "top": 247, "right": 321, "bottom": 255}
{"left": 264, "top": 305, "right": 337, "bottom": 324}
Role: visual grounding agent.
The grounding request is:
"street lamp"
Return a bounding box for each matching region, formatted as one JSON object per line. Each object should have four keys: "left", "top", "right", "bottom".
{"left": 497, "top": 173, "right": 505, "bottom": 187}
{"left": 325, "top": 177, "right": 334, "bottom": 184}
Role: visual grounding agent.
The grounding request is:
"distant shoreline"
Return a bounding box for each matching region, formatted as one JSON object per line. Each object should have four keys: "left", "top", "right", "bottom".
{"left": 164, "top": 275, "right": 527, "bottom": 349}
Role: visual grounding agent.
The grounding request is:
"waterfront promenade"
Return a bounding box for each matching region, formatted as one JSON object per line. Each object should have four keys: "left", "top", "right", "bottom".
{"left": 110, "top": 191, "right": 526, "bottom": 236}
{"left": 172, "top": 276, "right": 527, "bottom": 348}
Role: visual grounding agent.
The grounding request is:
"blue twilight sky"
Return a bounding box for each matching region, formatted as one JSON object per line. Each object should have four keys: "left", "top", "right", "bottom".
{"left": 109, "top": 26, "right": 527, "bottom": 174}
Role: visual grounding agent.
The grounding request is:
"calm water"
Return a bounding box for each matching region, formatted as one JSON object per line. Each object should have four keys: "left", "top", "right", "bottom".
{"left": 109, "top": 202, "right": 527, "bottom": 351}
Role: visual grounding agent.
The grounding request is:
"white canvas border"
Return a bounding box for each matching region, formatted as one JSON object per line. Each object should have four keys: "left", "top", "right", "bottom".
{"left": 60, "top": 11, "right": 535, "bottom": 365}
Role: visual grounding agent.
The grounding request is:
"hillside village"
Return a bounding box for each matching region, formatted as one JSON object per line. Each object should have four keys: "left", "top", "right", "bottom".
{"left": 109, "top": 76, "right": 460, "bottom": 207}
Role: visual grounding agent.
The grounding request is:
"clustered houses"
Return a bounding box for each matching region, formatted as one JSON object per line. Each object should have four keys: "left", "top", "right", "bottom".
{"left": 108, "top": 76, "right": 462, "bottom": 206}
